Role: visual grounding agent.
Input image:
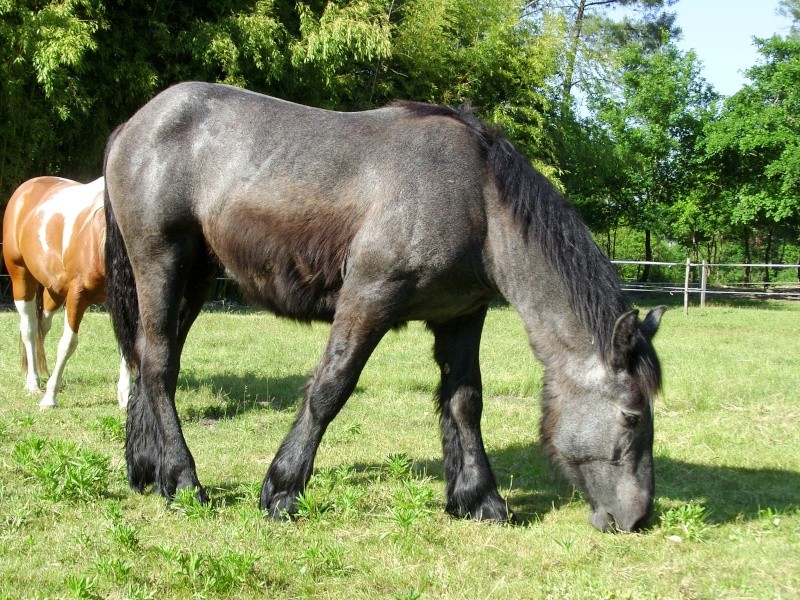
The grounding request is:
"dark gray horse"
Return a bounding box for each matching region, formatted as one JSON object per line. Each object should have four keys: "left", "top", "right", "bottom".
{"left": 104, "top": 82, "right": 665, "bottom": 532}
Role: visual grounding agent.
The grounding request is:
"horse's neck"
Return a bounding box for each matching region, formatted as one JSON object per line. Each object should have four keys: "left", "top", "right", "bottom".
{"left": 486, "top": 205, "right": 596, "bottom": 370}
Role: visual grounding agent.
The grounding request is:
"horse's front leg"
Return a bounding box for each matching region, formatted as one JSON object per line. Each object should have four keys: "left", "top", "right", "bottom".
{"left": 260, "top": 288, "right": 398, "bottom": 519}
{"left": 40, "top": 296, "right": 86, "bottom": 409}
{"left": 429, "top": 306, "right": 509, "bottom": 521}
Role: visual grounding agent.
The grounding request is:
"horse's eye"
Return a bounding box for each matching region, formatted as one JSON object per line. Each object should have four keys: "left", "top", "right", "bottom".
{"left": 621, "top": 410, "right": 642, "bottom": 428}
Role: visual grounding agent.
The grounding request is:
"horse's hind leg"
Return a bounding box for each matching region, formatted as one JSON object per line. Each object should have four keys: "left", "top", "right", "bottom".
{"left": 8, "top": 265, "right": 44, "bottom": 393}
{"left": 260, "top": 283, "right": 404, "bottom": 519}
{"left": 14, "top": 297, "right": 43, "bottom": 393}
{"left": 429, "top": 306, "right": 509, "bottom": 521}
{"left": 125, "top": 241, "right": 215, "bottom": 500}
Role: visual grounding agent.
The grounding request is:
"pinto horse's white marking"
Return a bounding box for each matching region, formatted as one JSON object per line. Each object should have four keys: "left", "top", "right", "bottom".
{"left": 40, "top": 312, "right": 81, "bottom": 409}
{"left": 35, "top": 177, "right": 105, "bottom": 262}
{"left": 3, "top": 176, "right": 129, "bottom": 409}
{"left": 117, "top": 356, "right": 132, "bottom": 410}
{"left": 14, "top": 298, "right": 42, "bottom": 393}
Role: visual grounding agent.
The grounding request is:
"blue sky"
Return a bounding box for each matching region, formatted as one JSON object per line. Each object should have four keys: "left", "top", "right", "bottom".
{"left": 671, "top": 0, "right": 793, "bottom": 96}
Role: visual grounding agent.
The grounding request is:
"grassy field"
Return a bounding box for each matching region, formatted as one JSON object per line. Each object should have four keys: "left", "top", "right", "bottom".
{"left": 0, "top": 300, "right": 798, "bottom": 599}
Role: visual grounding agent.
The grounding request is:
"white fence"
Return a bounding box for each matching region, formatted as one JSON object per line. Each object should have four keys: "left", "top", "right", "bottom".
{"left": 1, "top": 242, "right": 798, "bottom": 314}
{"left": 612, "top": 259, "right": 800, "bottom": 314}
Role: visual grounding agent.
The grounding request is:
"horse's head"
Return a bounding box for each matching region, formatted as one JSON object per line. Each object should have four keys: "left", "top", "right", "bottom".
{"left": 540, "top": 306, "right": 666, "bottom": 532}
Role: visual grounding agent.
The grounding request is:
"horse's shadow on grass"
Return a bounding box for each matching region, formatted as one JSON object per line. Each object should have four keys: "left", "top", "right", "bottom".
{"left": 176, "top": 370, "right": 309, "bottom": 419}
{"left": 171, "top": 369, "right": 798, "bottom": 525}
{"left": 488, "top": 442, "right": 800, "bottom": 525}
{"left": 175, "top": 369, "right": 373, "bottom": 422}
{"left": 209, "top": 437, "right": 800, "bottom": 527}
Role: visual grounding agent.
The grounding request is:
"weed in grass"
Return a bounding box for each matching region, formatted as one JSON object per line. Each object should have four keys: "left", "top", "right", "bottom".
{"left": 89, "top": 415, "right": 125, "bottom": 444}
{"left": 123, "top": 581, "right": 155, "bottom": 600}
{"left": 108, "top": 519, "right": 139, "bottom": 550}
{"left": 3, "top": 506, "right": 30, "bottom": 536}
{"left": 12, "top": 437, "right": 111, "bottom": 501}
{"left": 153, "top": 544, "right": 182, "bottom": 563}
{"left": 386, "top": 452, "right": 413, "bottom": 478}
{"left": 333, "top": 484, "right": 365, "bottom": 517}
{"left": 298, "top": 541, "right": 347, "bottom": 577}
{"left": 64, "top": 574, "right": 101, "bottom": 600}
{"left": 171, "top": 487, "right": 215, "bottom": 519}
{"left": 93, "top": 556, "right": 132, "bottom": 585}
{"left": 389, "top": 478, "right": 435, "bottom": 534}
{"left": 554, "top": 536, "right": 576, "bottom": 551}
{"left": 395, "top": 592, "right": 423, "bottom": 600}
{"left": 4, "top": 415, "right": 36, "bottom": 430}
{"left": 757, "top": 506, "right": 783, "bottom": 528}
{"left": 313, "top": 464, "right": 353, "bottom": 490}
{"left": 234, "top": 480, "right": 263, "bottom": 504}
{"left": 330, "top": 420, "right": 363, "bottom": 443}
{"left": 172, "top": 548, "right": 262, "bottom": 594}
{"left": 295, "top": 489, "right": 334, "bottom": 521}
{"left": 660, "top": 503, "right": 712, "bottom": 541}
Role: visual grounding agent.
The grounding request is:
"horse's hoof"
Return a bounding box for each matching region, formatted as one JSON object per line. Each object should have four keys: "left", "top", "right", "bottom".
{"left": 448, "top": 491, "right": 510, "bottom": 522}
{"left": 260, "top": 480, "right": 297, "bottom": 519}
{"left": 39, "top": 398, "right": 56, "bottom": 410}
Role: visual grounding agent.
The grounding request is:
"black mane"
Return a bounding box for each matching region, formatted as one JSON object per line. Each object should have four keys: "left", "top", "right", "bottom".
{"left": 397, "top": 100, "right": 631, "bottom": 365}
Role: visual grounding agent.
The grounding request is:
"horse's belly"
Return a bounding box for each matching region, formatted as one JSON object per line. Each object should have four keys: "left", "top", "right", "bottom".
{"left": 226, "top": 263, "right": 340, "bottom": 322}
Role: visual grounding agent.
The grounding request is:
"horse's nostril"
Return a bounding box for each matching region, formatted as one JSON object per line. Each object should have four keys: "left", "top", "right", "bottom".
{"left": 590, "top": 509, "right": 616, "bottom": 532}
{"left": 630, "top": 514, "right": 650, "bottom": 531}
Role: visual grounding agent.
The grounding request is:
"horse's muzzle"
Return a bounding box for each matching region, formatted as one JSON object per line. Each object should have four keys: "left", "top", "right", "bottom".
{"left": 590, "top": 503, "right": 652, "bottom": 533}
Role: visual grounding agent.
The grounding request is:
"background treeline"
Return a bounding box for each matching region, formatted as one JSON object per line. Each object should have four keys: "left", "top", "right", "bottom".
{"left": 2, "top": 0, "right": 799, "bottom": 281}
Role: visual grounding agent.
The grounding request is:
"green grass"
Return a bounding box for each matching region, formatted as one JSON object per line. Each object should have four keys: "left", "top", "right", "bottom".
{"left": 0, "top": 301, "right": 798, "bottom": 599}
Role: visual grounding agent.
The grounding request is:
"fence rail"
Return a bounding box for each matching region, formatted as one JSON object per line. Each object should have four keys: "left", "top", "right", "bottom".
{"left": 611, "top": 259, "right": 800, "bottom": 314}
{"left": 1, "top": 240, "right": 798, "bottom": 313}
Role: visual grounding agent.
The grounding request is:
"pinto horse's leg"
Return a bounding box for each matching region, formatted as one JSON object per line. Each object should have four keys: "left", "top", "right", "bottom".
{"left": 14, "top": 298, "right": 42, "bottom": 394}
{"left": 125, "top": 241, "right": 215, "bottom": 500}
{"left": 429, "top": 306, "right": 509, "bottom": 521}
{"left": 40, "top": 289, "right": 61, "bottom": 341}
{"left": 40, "top": 292, "right": 87, "bottom": 409}
{"left": 260, "top": 283, "right": 404, "bottom": 519}
{"left": 40, "top": 311, "right": 79, "bottom": 408}
{"left": 117, "top": 357, "right": 132, "bottom": 410}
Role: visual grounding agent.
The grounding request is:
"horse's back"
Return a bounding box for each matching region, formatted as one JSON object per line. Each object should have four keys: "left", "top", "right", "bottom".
{"left": 106, "top": 83, "right": 496, "bottom": 321}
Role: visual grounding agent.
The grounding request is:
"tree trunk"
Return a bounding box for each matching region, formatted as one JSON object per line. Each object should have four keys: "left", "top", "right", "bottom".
{"left": 641, "top": 228, "right": 652, "bottom": 282}
{"left": 562, "top": 0, "right": 587, "bottom": 111}
{"left": 763, "top": 227, "right": 773, "bottom": 285}
{"left": 743, "top": 229, "right": 751, "bottom": 283}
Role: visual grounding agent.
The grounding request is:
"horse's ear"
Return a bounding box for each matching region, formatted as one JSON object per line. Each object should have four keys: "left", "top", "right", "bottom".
{"left": 610, "top": 309, "right": 639, "bottom": 369}
{"left": 640, "top": 305, "right": 667, "bottom": 341}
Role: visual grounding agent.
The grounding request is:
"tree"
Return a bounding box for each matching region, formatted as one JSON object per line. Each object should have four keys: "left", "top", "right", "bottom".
{"left": 0, "top": 0, "right": 107, "bottom": 192}
{"left": 523, "top": 0, "right": 679, "bottom": 115}
{"left": 590, "top": 36, "right": 716, "bottom": 279}
{"left": 705, "top": 33, "right": 800, "bottom": 279}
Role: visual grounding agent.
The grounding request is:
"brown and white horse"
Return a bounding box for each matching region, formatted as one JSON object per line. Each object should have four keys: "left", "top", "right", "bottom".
{"left": 3, "top": 176, "right": 130, "bottom": 409}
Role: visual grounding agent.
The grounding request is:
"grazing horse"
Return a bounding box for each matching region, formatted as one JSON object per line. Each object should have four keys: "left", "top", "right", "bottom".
{"left": 3, "top": 177, "right": 131, "bottom": 409}
{"left": 104, "top": 82, "right": 666, "bottom": 532}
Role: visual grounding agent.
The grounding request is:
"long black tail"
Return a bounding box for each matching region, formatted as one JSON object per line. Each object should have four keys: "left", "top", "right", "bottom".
{"left": 104, "top": 126, "right": 140, "bottom": 371}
